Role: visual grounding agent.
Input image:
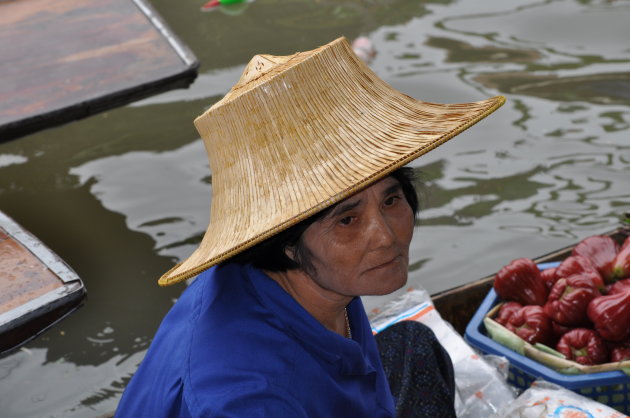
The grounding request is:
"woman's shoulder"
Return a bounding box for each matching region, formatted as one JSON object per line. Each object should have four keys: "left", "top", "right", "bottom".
{"left": 185, "top": 266, "right": 303, "bottom": 369}
{"left": 116, "top": 264, "right": 305, "bottom": 416}
{"left": 182, "top": 266, "right": 311, "bottom": 415}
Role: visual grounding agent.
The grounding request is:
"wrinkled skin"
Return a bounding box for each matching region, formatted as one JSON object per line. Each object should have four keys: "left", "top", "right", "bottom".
{"left": 296, "top": 176, "right": 415, "bottom": 297}
{"left": 266, "top": 176, "right": 415, "bottom": 335}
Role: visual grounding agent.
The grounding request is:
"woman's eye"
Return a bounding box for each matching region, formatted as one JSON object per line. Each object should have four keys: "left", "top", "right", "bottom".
{"left": 339, "top": 216, "right": 354, "bottom": 225}
{"left": 384, "top": 195, "right": 401, "bottom": 206}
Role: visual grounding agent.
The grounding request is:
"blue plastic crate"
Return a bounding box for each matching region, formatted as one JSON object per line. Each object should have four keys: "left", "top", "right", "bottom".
{"left": 465, "top": 285, "right": 630, "bottom": 414}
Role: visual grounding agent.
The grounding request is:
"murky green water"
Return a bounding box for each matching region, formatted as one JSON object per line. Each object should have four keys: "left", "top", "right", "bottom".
{"left": 0, "top": 0, "right": 629, "bottom": 416}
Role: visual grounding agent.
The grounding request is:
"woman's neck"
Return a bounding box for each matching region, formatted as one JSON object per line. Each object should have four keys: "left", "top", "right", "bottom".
{"left": 264, "top": 268, "right": 352, "bottom": 337}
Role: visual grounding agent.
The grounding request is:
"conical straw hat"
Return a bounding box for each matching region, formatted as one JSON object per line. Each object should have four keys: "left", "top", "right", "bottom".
{"left": 159, "top": 37, "right": 505, "bottom": 286}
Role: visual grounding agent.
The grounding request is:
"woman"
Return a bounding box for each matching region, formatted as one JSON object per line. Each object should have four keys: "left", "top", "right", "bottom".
{"left": 115, "top": 37, "right": 504, "bottom": 417}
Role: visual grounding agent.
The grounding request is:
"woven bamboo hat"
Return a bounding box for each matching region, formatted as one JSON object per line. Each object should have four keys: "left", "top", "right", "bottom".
{"left": 159, "top": 37, "right": 505, "bottom": 286}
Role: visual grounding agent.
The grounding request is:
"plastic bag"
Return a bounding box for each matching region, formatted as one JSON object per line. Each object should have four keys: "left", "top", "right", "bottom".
{"left": 370, "top": 288, "right": 517, "bottom": 417}
{"left": 489, "top": 380, "right": 628, "bottom": 418}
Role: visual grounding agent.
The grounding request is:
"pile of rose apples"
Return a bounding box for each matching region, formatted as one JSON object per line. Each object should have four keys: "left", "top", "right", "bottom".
{"left": 493, "top": 235, "right": 630, "bottom": 366}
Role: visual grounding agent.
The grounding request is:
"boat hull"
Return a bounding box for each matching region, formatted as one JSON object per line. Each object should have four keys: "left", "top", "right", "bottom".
{"left": 0, "top": 211, "right": 86, "bottom": 355}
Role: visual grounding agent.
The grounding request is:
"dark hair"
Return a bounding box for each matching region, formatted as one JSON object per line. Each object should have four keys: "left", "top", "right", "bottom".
{"left": 225, "top": 167, "right": 419, "bottom": 273}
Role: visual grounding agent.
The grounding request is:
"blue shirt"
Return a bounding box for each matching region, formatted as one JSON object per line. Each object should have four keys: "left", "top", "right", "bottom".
{"left": 115, "top": 263, "right": 396, "bottom": 417}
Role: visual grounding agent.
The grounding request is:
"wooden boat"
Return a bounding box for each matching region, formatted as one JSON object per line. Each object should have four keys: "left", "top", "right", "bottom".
{"left": 432, "top": 220, "right": 630, "bottom": 335}
{"left": 0, "top": 0, "right": 199, "bottom": 142}
{"left": 0, "top": 210, "right": 86, "bottom": 355}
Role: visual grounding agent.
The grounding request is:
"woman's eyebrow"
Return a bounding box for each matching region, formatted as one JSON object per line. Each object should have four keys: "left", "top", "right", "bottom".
{"left": 383, "top": 183, "right": 402, "bottom": 197}
{"left": 325, "top": 183, "right": 402, "bottom": 219}
{"left": 327, "top": 199, "right": 362, "bottom": 218}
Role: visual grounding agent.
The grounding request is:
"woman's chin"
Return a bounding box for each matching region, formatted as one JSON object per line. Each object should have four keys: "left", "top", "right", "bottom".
{"left": 364, "top": 272, "right": 408, "bottom": 296}
{"left": 361, "top": 259, "right": 409, "bottom": 295}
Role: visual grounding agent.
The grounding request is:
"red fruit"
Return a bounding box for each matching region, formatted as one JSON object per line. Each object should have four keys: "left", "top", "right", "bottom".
{"left": 555, "top": 255, "right": 604, "bottom": 290}
{"left": 564, "top": 270, "right": 605, "bottom": 292}
{"left": 587, "top": 291, "right": 630, "bottom": 341}
{"left": 611, "top": 347, "right": 630, "bottom": 362}
{"left": 506, "top": 305, "right": 554, "bottom": 345}
{"left": 494, "top": 258, "right": 548, "bottom": 306}
{"left": 556, "top": 255, "right": 597, "bottom": 276}
{"left": 572, "top": 235, "right": 619, "bottom": 283}
{"left": 541, "top": 267, "right": 558, "bottom": 290}
{"left": 544, "top": 275, "right": 600, "bottom": 326}
{"left": 495, "top": 301, "right": 523, "bottom": 326}
{"left": 608, "top": 278, "right": 630, "bottom": 295}
{"left": 612, "top": 237, "right": 630, "bottom": 281}
{"left": 552, "top": 321, "right": 573, "bottom": 339}
{"left": 556, "top": 328, "right": 608, "bottom": 365}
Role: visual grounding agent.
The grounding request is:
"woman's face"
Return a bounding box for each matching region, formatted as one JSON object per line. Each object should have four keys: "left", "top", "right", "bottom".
{"left": 296, "top": 176, "right": 415, "bottom": 297}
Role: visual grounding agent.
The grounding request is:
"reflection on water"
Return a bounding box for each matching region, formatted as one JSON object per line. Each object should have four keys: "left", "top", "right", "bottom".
{"left": 70, "top": 141, "right": 212, "bottom": 263}
{"left": 0, "top": 154, "right": 28, "bottom": 168}
{"left": 0, "top": 0, "right": 629, "bottom": 416}
{"left": 477, "top": 72, "right": 630, "bottom": 105}
{"left": 0, "top": 348, "right": 143, "bottom": 417}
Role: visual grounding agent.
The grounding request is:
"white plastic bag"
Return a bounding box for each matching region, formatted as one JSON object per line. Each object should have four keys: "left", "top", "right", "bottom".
{"left": 370, "top": 288, "right": 517, "bottom": 417}
{"left": 489, "top": 380, "right": 628, "bottom": 418}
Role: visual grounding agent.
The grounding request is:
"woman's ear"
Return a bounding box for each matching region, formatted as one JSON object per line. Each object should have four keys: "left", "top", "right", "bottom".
{"left": 284, "top": 246, "right": 297, "bottom": 262}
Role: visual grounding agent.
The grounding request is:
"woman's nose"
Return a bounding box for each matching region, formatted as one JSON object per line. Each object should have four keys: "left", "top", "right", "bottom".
{"left": 368, "top": 213, "right": 396, "bottom": 248}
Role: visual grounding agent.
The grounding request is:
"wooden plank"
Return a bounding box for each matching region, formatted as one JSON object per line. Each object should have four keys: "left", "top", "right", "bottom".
{"left": 0, "top": 210, "right": 86, "bottom": 354}
{"left": 0, "top": 235, "right": 63, "bottom": 314}
{"left": 0, "top": 0, "right": 199, "bottom": 142}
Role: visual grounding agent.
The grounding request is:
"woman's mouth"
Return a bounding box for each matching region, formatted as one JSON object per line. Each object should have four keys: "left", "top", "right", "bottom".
{"left": 366, "top": 256, "right": 401, "bottom": 272}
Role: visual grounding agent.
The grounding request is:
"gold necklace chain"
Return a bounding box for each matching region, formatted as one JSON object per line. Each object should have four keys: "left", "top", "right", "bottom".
{"left": 344, "top": 307, "right": 352, "bottom": 339}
